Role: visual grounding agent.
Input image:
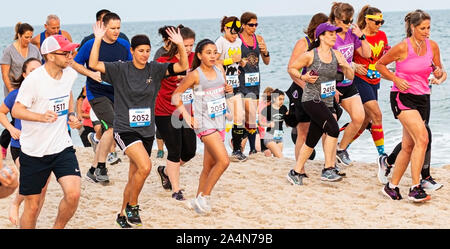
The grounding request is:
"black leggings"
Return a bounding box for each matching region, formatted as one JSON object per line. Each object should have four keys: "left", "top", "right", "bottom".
{"left": 302, "top": 101, "right": 340, "bottom": 148}
{"left": 387, "top": 124, "right": 432, "bottom": 179}
{"left": 155, "top": 116, "right": 196, "bottom": 163}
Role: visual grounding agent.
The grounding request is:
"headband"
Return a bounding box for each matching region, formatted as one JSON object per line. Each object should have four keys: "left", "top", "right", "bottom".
{"left": 366, "top": 14, "right": 383, "bottom": 20}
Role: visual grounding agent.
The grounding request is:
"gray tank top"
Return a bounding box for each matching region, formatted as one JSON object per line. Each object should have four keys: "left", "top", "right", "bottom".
{"left": 302, "top": 48, "right": 338, "bottom": 107}
{"left": 193, "top": 66, "right": 227, "bottom": 134}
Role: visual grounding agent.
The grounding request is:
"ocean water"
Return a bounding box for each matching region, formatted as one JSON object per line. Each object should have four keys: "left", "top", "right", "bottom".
{"left": 0, "top": 10, "right": 449, "bottom": 166}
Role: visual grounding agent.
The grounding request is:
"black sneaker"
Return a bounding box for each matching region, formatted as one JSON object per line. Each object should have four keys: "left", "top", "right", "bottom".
{"left": 125, "top": 203, "right": 142, "bottom": 226}
{"left": 157, "top": 166, "right": 172, "bottom": 191}
{"left": 95, "top": 167, "right": 109, "bottom": 183}
{"left": 172, "top": 190, "right": 186, "bottom": 201}
{"left": 86, "top": 167, "right": 98, "bottom": 183}
{"left": 231, "top": 150, "right": 247, "bottom": 162}
{"left": 116, "top": 214, "right": 132, "bottom": 228}
{"left": 249, "top": 149, "right": 258, "bottom": 157}
{"left": 408, "top": 185, "right": 431, "bottom": 203}
{"left": 382, "top": 183, "right": 403, "bottom": 200}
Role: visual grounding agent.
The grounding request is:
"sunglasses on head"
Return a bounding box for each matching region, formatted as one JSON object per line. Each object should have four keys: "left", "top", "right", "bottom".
{"left": 247, "top": 23, "right": 258, "bottom": 27}
{"left": 341, "top": 19, "right": 353, "bottom": 25}
{"left": 369, "top": 19, "right": 385, "bottom": 26}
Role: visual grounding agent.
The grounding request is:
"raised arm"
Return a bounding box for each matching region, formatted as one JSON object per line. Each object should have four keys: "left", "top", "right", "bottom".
{"left": 334, "top": 50, "right": 354, "bottom": 80}
{"left": 166, "top": 27, "right": 189, "bottom": 75}
{"left": 257, "top": 35, "right": 270, "bottom": 65}
{"left": 88, "top": 21, "right": 107, "bottom": 74}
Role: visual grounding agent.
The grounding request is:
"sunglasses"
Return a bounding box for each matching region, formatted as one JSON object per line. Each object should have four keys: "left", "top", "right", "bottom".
{"left": 369, "top": 19, "right": 385, "bottom": 26}
{"left": 341, "top": 19, "right": 353, "bottom": 25}
{"left": 51, "top": 51, "right": 73, "bottom": 58}
{"left": 247, "top": 23, "right": 258, "bottom": 27}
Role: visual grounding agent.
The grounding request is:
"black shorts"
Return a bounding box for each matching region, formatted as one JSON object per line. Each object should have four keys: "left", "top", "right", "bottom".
{"left": 155, "top": 116, "right": 196, "bottom": 163}
{"left": 337, "top": 83, "right": 360, "bottom": 103}
{"left": 390, "top": 92, "right": 430, "bottom": 122}
{"left": 285, "top": 83, "right": 311, "bottom": 126}
{"left": 354, "top": 76, "right": 380, "bottom": 104}
{"left": 19, "top": 147, "right": 80, "bottom": 196}
{"left": 10, "top": 146, "right": 21, "bottom": 162}
{"left": 89, "top": 96, "right": 114, "bottom": 131}
{"left": 114, "top": 132, "right": 154, "bottom": 157}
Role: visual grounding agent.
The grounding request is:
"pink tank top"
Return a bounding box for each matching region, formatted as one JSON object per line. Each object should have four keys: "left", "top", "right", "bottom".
{"left": 392, "top": 38, "right": 433, "bottom": 95}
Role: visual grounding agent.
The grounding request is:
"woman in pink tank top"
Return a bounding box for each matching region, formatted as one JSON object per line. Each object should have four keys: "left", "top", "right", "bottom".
{"left": 376, "top": 10, "right": 446, "bottom": 203}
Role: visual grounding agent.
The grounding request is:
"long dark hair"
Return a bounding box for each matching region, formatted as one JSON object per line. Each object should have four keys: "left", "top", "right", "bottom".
{"left": 14, "top": 22, "right": 34, "bottom": 40}
{"left": 191, "top": 39, "right": 215, "bottom": 71}
{"left": 13, "top": 57, "right": 41, "bottom": 88}
{"left": 405, "top": 9, "right": 431, "bottom": 37}
{"left": 357, "top": 5, "right": 382, "bottom": 29}
{"left": 304, "top": 13, "right": 329, "bottom": 40}
{"left": 163, "top": 24, "right": 196, "bottom": 59}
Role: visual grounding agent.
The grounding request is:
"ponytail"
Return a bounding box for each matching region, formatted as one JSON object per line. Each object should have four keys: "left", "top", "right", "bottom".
{"left": 14, "top": 22, "right": 34, "bottom": 40}
{"left": 192, "top": 39, "right": 215, "bottom": 71}
{"left": 405, "top": 9, "right": 431, "bottom": 37}
{"left": 357, "top": 5, "right": 382, "bottom": 29}
{"left": 330, "top": 2, "right": 354, "bottom": 24}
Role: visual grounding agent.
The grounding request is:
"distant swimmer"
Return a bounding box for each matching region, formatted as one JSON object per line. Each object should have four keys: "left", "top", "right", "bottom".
{"left": 173, "top": 39, "right": 233, "bottom": 215}
{"left": 12, "top": 35, "right": 82, "bottom": 228}
{"left": 89, "top": 22, "right": 189, "bottom": 227}
{"left": 287, "top": 23, "right": 354, "bottom": 185}
{"left": 377, "top": 10, "right": 446, "bottom": 202}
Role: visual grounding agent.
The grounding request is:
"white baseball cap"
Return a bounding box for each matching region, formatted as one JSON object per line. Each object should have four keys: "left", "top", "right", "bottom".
{"left": 41, "top": 35, "right": 79, "bottom": 55}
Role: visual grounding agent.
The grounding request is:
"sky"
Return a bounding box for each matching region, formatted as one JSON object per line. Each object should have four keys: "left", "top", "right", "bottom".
{"left": 0, "top": 0, "right": 449, "bottom": 27}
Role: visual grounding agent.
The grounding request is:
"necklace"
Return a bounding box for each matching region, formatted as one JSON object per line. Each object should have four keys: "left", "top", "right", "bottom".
{"left": 412, "top": 36, "right": 424, "bottom": 56}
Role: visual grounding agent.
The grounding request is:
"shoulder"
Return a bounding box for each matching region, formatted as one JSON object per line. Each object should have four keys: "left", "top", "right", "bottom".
{"left": 62, "top": 30, "right": 72, "bottom": 39}
{"left": 116, "top": 38, "right": 131, "bottom": 49}
{"left": 215, "top": 36, "right": 225, "bottom": 44}
{"left": 429, "top": 39, "right": 440, "bottom": 50}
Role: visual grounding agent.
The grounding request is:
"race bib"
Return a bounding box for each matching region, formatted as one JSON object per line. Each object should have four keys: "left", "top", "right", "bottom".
{"left": 49, "top": 95, "right": 69, "bottom": 116}
{"left": 226, "top": 75, "right": 240, "bottom": 88}
{"left": 207, "top": 97, "right": 227, "bottom": 118}
{"left": 245, "top": 72, "right": 260, "bottom": 87}
{"left": 181, "top": 89, "right": 194, "bottom": 104}
{"left": 321, "top": 81, "right": 336, "bottom": 99}
{"left": 129, "top": 108, "right": 151, "bottom": 128}
{"left": 273, "top": 130, "right": 284, "bottom": 140}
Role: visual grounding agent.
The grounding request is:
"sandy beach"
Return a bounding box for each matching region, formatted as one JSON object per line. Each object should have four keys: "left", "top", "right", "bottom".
{"left": 0, "top": 147, "right": 448, "bottom": 229}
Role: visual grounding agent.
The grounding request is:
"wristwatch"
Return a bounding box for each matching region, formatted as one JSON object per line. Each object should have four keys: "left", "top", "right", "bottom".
{"left": 359, "top": 34, "right": 366, "bottom": 40}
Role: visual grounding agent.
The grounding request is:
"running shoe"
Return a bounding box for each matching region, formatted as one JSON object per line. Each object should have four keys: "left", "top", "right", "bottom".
{"left": 231, "top": 150, "right": 248, "bottom": 162}
{"left": 286, "top": 169, "right": 304, "bottom": 186}
{"left": 420, "top": 176, "right": 443, "bottom": 191}
{"left": 95, "top": 167, "right": 109, "bottom": 182}
{"left": 192, "top": 193, "right": 211, "bottom": 214}
{"left": 321, "top": 167, "right": 342, "bottom": 182}
{"left": 382, "top": 183, "right": 402, "bottom": 200}
{"left": 116, "top": 214, "right": 132, "bottom": 228}
{"left": 408, "top": 185, "right": 431, "bottom": 202}
{"left": 172, "top": 190, "right": 186, "bottom": 201}
{"left": 125, "top": 203, "right": 142, "bottom": 226}
{"left": 336, "top": 149, "right": 352, "bottom": 166}
{"left": 157, "top": 166, "right": 172, "bottom": 191}
{"left": 377, "top": 154, "right": 391, "bottom": 185}
{"left": 87, "top": 132, "right": 98, "bottom": 153}
{"left": 86, "top": 167, "right": 98, "bottom": 183}
{"left": 334, "top": 164, "right": 346, "bottom": 177}
{"left": 249, "top": 149, "right": 258, "bottom": 157}
{"left": 107, "top": 152, "right": 122, "bottom": 165}
{"left": 156, "top": 150, "right": 164, "bottom": 159}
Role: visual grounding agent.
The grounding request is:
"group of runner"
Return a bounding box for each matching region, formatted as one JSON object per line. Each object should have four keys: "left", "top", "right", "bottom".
{"left": 0, "top": 3, "right": 447, "bottom": 229}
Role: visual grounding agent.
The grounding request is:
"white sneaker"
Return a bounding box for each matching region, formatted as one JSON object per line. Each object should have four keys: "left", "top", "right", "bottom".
{"left": 420, "top": 177, "right": 443, "bottom": 191}
{"left": 107, "top": 152, "right": 121, "bottom": 165}
{"left": 377, "top": 154, "right": 390, "bottom": 185}
{"left": 193, "top": 193, "right": 211, "bottom": 214}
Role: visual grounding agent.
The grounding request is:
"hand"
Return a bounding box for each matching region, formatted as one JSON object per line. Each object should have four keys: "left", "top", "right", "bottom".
{"left": 303, "top": 71, "right": 319, "bottom": 84}
{"left": 8, "top": 127, "right": 21, "bottom": 140}
{"left": 351, "top": 24, "right": 363, "bottom": 38}
{"left": 68, "top": 115, "right": 82, "bottom": 129}
{"left": 225, "top": 84, "right": 233, "bottom": 94}
{"left": 0, "top": 163, "right": 17, "bottom": 188}
{"left": 433, "top": 66, "right": 444, "bottom": 79}
{"left": 93, "top": 21, "right": 106, "bottom": 39}
{"left": 259, "top": 41, "right": 267, "bottom": 54}
{"left": 166, "top": 27, "right": 183, "bottom": 46}
{"left": 393, "top": 76, "right": 410, "bottom": 91}
{"left": 90, "top": 71, "right": 102, "bottom": 83}
{"left": 232, "top": 52, "right": 241, "bottom": 63}
{"left": 42, "top": 110, "right": 58, "bottom": 123}
{"left": 334, "top": 90, "right": 343, "bottom": 104}
{"left": 240, "top": 58, "right": 248, "bottom": 68}
{"left": 355, "top": 63, "right": 368, "bottom": 76}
